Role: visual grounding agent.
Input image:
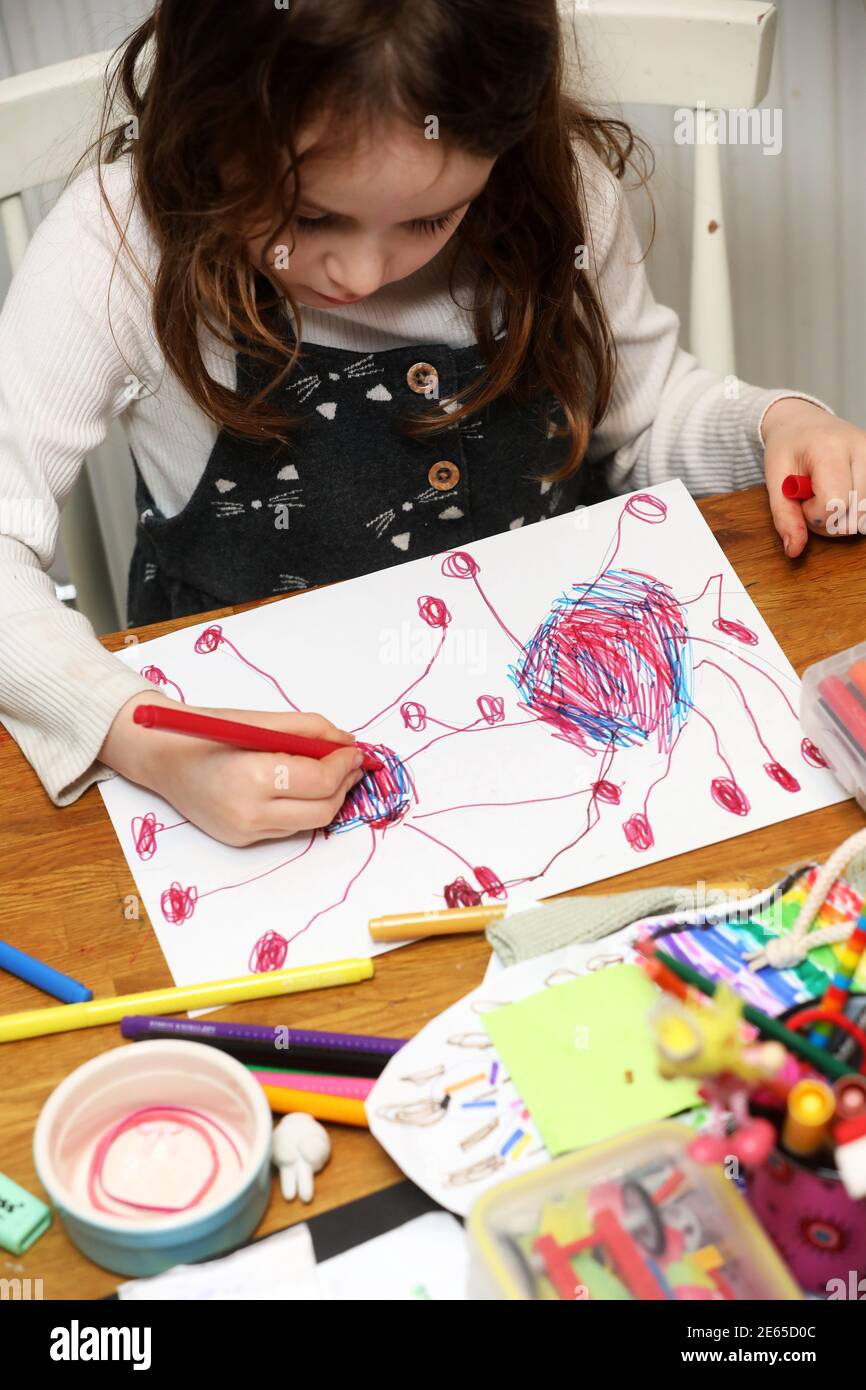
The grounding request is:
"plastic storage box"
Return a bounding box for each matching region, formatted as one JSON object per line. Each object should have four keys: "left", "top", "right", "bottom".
{"left": 800, "top": 640, "right": 866, "bottom": 814}
{"left": 466, "top": 1121, "right": 802, "bottom": 1300}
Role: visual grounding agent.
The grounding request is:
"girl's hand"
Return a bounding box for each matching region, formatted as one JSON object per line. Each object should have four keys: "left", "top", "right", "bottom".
{"left": 763, "top": 398, "right": 866, "bottom": 557}
{"left": 99, "top": 690, "right": 364, "bottom": 846}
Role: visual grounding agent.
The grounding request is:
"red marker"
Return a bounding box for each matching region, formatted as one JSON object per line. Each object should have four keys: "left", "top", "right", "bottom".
{"left": 782, "top": 474, "right": 814, "bottom": 501}
{"left": 817, "top": 677, "right": 866, "bottom": 757}
{"left": 133, "top": 705, "right": 384, "bottom": 772}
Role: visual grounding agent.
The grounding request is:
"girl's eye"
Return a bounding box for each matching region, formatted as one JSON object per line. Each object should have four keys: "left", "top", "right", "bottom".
{"left": 294, "top": 215, "right": 331, "bottom": 232}
{"left": 410, "top": 211, "right": 461, "bottom": 235}
{"left": 293, "top": 210, "right": 461, "bottom": 235}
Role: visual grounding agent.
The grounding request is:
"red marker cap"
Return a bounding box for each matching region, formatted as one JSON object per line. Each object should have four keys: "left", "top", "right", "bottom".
{"left": 834, "top": 1114, "right": 866, "bottom": 1147}
{"left": 782, "top": 474, "right": 814, "bottom": 501}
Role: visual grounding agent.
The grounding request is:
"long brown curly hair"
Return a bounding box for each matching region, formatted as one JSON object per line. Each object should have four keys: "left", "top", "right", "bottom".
{"left": 88, "top": 0, "right": 652, "bottom": 480}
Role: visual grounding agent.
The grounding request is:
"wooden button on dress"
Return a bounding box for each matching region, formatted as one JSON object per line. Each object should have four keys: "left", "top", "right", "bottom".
{"left": 407, "top": 362, "right": 439, "bottom": 395}
{"left": 429, "top": 460, "right": 460, "bottom": 491}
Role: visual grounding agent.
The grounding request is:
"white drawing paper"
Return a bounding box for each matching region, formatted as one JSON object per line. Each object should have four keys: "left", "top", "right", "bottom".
{"left": 98, "top": 480, "right": 846, "bottom": 987}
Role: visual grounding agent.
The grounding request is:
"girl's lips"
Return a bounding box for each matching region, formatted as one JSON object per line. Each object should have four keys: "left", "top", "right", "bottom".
{"left": 317, "top": 291, "right": 364, "bottom": 305}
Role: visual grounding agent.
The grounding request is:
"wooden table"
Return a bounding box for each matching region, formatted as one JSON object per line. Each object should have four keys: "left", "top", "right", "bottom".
{"left": 2, "top": 486, "right": 865, "bottom": 1299}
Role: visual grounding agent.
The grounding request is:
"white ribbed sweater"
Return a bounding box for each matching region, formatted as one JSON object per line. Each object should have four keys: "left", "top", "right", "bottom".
{"left": 0, "top": 153, "right": 826, "bottom": 806}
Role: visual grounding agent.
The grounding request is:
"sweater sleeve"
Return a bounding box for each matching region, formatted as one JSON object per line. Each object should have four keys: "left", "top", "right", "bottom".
{"left": 0, "top": 164, "right": 158, "bottom": 805}
{"left": 579, "top": 153, "right": 833, "bottom": 494}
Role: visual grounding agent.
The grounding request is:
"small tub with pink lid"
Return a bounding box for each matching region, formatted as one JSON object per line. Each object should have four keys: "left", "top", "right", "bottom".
{"left": 33, "top": 1040, "right": 273, "bottom": 1277}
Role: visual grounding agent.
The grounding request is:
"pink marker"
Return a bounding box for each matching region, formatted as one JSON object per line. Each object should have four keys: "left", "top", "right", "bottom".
{"left": 249, "top": 1070, "right": 374, "bottom": 1101}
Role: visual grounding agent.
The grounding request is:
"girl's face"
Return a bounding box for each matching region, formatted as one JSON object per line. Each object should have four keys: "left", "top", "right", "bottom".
{"left": 247, "top": 122, "right": 495, "bottom": 308}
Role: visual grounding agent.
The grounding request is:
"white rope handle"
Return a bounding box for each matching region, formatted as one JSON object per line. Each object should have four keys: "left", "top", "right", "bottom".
{"left": 745, "top": 827, "right": 866, "bottom": 972}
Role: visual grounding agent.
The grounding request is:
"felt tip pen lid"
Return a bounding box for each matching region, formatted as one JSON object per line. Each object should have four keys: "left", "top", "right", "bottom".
{"left": 0, "top": 1172, "right": 52, "bottom": 1256}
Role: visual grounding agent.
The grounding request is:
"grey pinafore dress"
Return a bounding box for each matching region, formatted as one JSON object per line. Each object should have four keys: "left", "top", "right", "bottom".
{"left": 127, "top": 310, "right": 608, "bottom": 624}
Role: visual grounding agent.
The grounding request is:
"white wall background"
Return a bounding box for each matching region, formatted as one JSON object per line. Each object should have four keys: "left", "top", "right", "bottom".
{"left": 623, "top": 0, "right": 866, "bottom": 429}
{"left": 1, "top": 0, "right": 864, "bottom": 590}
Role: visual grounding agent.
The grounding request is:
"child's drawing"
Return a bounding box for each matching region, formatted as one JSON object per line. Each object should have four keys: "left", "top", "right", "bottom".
{"left": 99, "top": 481, "right": 845, "bottom": 987}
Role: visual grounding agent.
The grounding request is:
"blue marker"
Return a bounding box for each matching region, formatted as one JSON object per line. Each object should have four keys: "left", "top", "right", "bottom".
{"left": 0, "top": 940, "right": 92, "bottom": 1004}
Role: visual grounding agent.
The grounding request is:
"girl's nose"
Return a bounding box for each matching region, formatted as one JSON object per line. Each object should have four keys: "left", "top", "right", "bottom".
{"left": 323, "top": 249, "right": 385, "bottom": 300}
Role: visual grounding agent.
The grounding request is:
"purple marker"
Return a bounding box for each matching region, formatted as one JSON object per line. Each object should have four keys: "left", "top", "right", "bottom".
{"left": 120, "top": 1015, "right": 405, "bottom": 1078}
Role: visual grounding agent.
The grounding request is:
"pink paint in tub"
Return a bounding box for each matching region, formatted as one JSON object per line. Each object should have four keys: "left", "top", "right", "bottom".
{"left": 33, "top": 1040, "right": 273, "bottom": 1276}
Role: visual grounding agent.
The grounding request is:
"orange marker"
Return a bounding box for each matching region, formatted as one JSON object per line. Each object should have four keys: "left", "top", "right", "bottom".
{"left": 849, "top": 661, "right": 866, "bottom": 703}
{"left": 260, "top": 1084, "right": 368, "bottom": 1127}
{"left": 781, "top": 1078, "right": 835, "bottom": 1157}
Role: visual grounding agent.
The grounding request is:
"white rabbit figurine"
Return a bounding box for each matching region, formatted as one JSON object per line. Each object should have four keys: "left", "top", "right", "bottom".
{"left": 271, "top": 1113, "right": 331, "bottom": 1203}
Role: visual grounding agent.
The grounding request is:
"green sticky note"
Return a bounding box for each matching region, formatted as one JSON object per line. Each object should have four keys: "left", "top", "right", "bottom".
{"left": 483, "top": 965, "right": 700, "bottom": 1156}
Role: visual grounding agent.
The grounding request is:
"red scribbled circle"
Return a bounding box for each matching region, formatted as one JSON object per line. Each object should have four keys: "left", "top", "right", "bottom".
{"left": 417, "top": 595, "right": 451, "bottom": 628}
{"left": 764, "top": 762, "right": 800, "bottom": 793}
{"left": 141, "top": 665, "right": 168, "bottom": 686}
{"left": 132, "top": 812, "right": 163, "bottom": 861}
{"left": 474, "top": 866, "right": 506, "bottom": 900}
{"left": 476, "top": 694, "right": 505, "bottom": 725}
{"left": 512, "top": 570, "right": 689, "bottom": 755}
{"left": 400, "top": 701, "right": 428, "bottom": 731}
{"left": 711, "top": 777, "right": 750, "bottom": 816}
{"left": 801, "top": 737, "right": 828, "bottom": 768}
{"left": 713, "top": 616, "right": 758, "bottom": 646}
{"left": 623, "top": 813, "right": 654, "bottom": 851}
{"left": 444, "top": 877, "right": 482, "bottom": 908}
{"left": 441, "top": 551, "right": 479, "bottom": 579}
{"left": 161, "top": 881, "right": 198, "bottom": 923}
{"left": 249, "top": 931, "right": 289, "bottom": 973}
{"left": 593, "top": 780, "right": 622, "bottom": 805}
{"left": 194, "top": 624, "right": 224, "bottom": 654}
{"left": 625, "top": 494, "right": 667, "bottom": 524}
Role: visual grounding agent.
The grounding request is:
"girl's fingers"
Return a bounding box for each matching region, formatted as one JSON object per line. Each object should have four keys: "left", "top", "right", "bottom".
{"left": 763, "top": 449, "right": 810, "bottom": 556}
{"left": 265, "top": 769, "right": 365, "bottom": 835}
{"left": 266, "top": 745, "right": 364, "bottom": 800}
{"left": 850, "top": 451, "right": 866, "bottom": 537}
{"left": 277, "top": 711, "right": 356, "bottom": 744}
{"left": 800, "top": 449, "right": 855, "bottom": 534}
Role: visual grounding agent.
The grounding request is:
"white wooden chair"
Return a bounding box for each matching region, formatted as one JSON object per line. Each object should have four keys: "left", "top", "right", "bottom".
{"left": 0, "top": 1, "right": 778, "bottom": 633}
{"left": 0, "top": 49, "right": 133, "bottom": 633}
{"left": 562, "top": 0, "right": 778, "bottom": 376}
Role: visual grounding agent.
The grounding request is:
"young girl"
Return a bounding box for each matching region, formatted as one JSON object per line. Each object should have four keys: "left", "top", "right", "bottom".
{"left": 1, "top": 0, "right": 863, "bottom": 846}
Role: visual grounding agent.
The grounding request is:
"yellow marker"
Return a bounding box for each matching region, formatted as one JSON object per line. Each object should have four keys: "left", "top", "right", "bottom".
{"left": 0, "top": 958, "right": 374, "bottom": 1043}
{"left": 369, "top": 903, "right": 509, "bottom": 941}
{"left": 261, "top": 1084, "right": 368, "bottom": 1127}
{"left": 782, "top": 1078, "right": 836, "bottom": 1157}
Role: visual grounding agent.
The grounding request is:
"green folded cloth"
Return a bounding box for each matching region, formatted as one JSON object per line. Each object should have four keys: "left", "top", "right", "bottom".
{"left": 486, "top": 888, "right": 683, "bottom": 966}
{"left": 485, "top": 856, "right": 858, "bottom": 967}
